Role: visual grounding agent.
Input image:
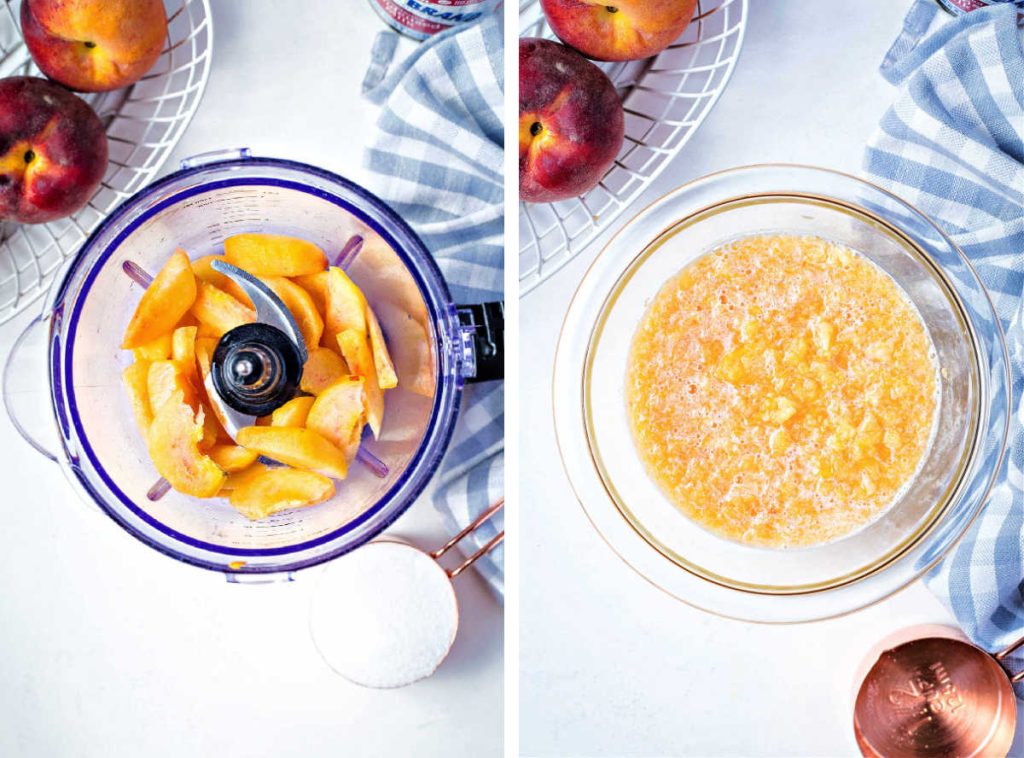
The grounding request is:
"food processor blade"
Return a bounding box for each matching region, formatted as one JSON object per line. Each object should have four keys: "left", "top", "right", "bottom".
{"left": 211, "top": 260, "right": 307, "bottom": 363}
{"left": 201, "top": 260, "right": 307, "bottom": 438}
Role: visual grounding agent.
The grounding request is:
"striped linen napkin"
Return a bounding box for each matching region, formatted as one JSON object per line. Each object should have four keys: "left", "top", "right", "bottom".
{"left": 362, "top": 14, "right": 505, "bottom": 597}
{"left": 864, "top": 1, "right": 1024, "bottom": 656}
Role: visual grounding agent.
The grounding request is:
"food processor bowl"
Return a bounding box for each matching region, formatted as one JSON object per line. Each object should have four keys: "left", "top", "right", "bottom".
{"left": 553, "top": 164, "right": 1010, "bottom": 623}
{"left": 5, "top": 150, "right": 501, "bottom": 578}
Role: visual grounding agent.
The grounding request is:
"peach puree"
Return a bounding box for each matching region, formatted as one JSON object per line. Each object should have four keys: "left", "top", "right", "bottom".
{"left": 626, "top": 234, "right": 938, "bottom": 547}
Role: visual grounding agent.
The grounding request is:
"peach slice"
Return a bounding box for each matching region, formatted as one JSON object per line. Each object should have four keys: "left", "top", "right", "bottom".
{"left": 294, "top": 271, "right": 328, "bottom": 317}
{"left": 221, "top": 461, "right": 270, "bottom": 493}
{"left": 172, "top": 325, "right": 198, "bottom": 384}
{"left": 224, "top": 233, "right": 328, "bottom": 277}
{"left": 235, "top": 426, "right": 348, "bottom": 480}
{"left": 194, "top": 338, "right": 227, "bottom": 434}
{"left": 132, "top": 331, "right": 172, "bottom": 361}
{"left": 190, "top": 281, "right": 256, "bottom": 338}
{"left": 197, "top": 323, "right": 222, "bottom": 340}
{"left": 365, "top": 305, "right": 397, "bottom": 390}
{"left": 324, "top": 267, "right": 367, "bottom": 344}
{"left": 207, "top": 444, "right": 260, "bottom": 473}
{"left": 146, "top": 390, "right": 226, "bottom": 498}
{"left": 147, "top": 360, "right": 196, "bottom": 413}
{"left": 192, "top": 254, "right": 253, "bottom": 307}
{"left": 122, "top": 361, "right": 153, "bottom": 433}
{"left": 271, "top": 395, "right": 316, "bottom": 428}
{"left": 228, "top": 466, "right": 335, "bottom": 521}
{"left": 262, "top": 275, "right": 323, "bottom": 351}
{"left": 306, "top": 377, "right": 365, "bottom": 462}
{"left": 122, "top": 249, "right": 197, "bottom": 349}
{"left": 199, "top": 400, "right": 227, "bottom": 450}
{"left": 337, "top": 329, "right": 383, "bottom": 438}
{"left": 195, "top": 336, "right": 218, "bottom": 380}
{"left": 375, "top": 301, "right": 435, "bottom": 397}
{"left": 191, "top": 253, "right": 228, "bottom": 287}
{"left": 300, "top": 347, "right": 348, "bottom": 395}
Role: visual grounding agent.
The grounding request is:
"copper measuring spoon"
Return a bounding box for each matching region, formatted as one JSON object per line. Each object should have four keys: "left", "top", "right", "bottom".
{"left": 854, "top": 629, "right": 1023, "bottom": 757}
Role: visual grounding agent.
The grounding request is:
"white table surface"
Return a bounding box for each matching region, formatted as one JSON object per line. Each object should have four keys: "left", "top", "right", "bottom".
{"left": 0, "top": 3, "right": 502, "bottom": 757}
{"left": 520, "top": 1, "right": 1024, "bottom": 756}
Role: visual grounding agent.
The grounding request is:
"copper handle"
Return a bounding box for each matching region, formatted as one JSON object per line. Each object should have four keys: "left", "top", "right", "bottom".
{"left": 430, "top": 497, "right": 505, "bottom": 579}
{"left": 993, "top": 633, "right": 1024, "bottom": 683}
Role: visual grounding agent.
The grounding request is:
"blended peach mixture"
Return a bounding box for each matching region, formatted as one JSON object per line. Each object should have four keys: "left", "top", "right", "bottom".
{"left": 626, "top": 234, "right": 938, "bottom": 548}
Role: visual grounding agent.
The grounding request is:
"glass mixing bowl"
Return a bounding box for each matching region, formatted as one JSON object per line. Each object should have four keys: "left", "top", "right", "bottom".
{"left": 4, "top": 150, "right": 502, "bottom": 579}
{"left": 553, "top": 164, "right": 1011, "bottom": 623}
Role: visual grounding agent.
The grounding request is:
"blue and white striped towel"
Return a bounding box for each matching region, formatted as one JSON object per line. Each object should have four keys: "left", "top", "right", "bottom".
{"left": 864, "top": 1, "right": 1024, "bottom": 659}
{"left": 363, "top": 14, "right": 505, "bottom": 598}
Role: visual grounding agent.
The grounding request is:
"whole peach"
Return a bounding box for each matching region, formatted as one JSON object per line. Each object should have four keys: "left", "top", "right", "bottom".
{"left": 0, "top": 76, "right": 109, "bottom": 224}
{"left": 520, "top": 38, "right": 624, "bottom": 203}
{"left": 541, "top": 0, "right": 699, "bottom": 62}
{"left": 21, "top": 0, "right": 168, "bottom": 93}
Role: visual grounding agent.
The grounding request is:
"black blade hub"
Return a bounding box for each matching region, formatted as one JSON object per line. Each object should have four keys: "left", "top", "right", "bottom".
{"left": 211, "top": 323, "right": 303, "bottom": 417}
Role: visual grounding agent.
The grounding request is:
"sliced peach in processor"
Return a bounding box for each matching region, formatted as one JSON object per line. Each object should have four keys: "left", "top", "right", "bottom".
{"left": 294, "top": 271, "right": 328, "bottom": 317}
{"left": 271, "top": 395, "right": 316, "bottom": 428}
{"left": 337, "top": 329, "right": 383, "bottom": 438}
{"left": 199, "top": 400, "right": 228, "bottom": 450}
{"left": 224, "top": 233, "right": 328, "bottom": 277}
{"left": 375, "top": 301, "right": 434, "bottom": 397}
{"left": 132, "top": 331, "right": 173, "bottom": 361}
{"left": 261, "top": 275, "right": 323, "bottom": 351}
{"left": 197, "top": 322, "right": 222, "bottom": 340}
{"left": 235, "top": 426, "right": 348, "bottom": 480}
{"left": 324, "top": 267, "right": 367, "bottom": 344}
{"left": 147, "top": 360, "right": 197, "bottom": 413}
{"left": 171, "top": 325, "right": 198, "bottom": 384}
{"left": 190, "top": 281, "right": 256, "bottom": 338}
{"left": 195, "top": 337, "right": 218, "bottom": 380}
{"left": 207, "top": 444, "right": 260, "bottom": 473}
{"left": 146, "top": 390, "right": 226, "bottom": 498}
{"left": 192, "top": 254, "right": 253, "bottom": 307}
{"left": 122, "top": 361, "right": 153, "bottom": 433}
{"left": 228, "top": 466, "right": 335, "bottom": 521}
{"left": 221, "top": 462, "right": 270, "bottom": 492}
{"left": 191, "top": 253, "right": 228, "bottom": 287}
{"left": 365, "top": 304, "right": 397, "bottom": 390}
{"left": 300, "top": 346, "right": 348, "bottom": 395}
{"left": 194, "top": 340, "right": 230, "bottom": 436}
{"left": 122, "top": 249, "right": 197, "bottom": 349}
{"left": 306, "top": 377, "right": 365, "bottom": 462}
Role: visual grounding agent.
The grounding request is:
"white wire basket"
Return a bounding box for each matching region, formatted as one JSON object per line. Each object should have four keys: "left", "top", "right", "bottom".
{"left": 0, "top": 0, "right": 212, "bottom": 324}
{"left": 519, "top": 0, "right": 747, "bottom": 294}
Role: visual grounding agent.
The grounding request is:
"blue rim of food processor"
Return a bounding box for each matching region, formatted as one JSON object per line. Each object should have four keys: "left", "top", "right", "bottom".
{"left": 48, "top": 156, "right": 463, "bottom": 574}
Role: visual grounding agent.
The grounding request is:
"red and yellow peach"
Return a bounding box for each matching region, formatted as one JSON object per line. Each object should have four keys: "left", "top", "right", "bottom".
{"left": 0, "top": 76, "right": 108, "bottom": 224}
{"left": 519, "top": 38, "right": 624, "bottom": 203}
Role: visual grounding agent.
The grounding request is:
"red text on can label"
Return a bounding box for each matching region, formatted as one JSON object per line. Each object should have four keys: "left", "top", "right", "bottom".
{"left": 370, "top": 0, "right": 500, "bottom": 40}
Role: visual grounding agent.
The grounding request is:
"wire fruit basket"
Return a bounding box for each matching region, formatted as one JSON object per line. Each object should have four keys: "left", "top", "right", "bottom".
{"left": 0, "top": 0, "right": 212, "bottom": 324}
{"left": 519, "top": 0, "right": 747, "bottom": 295}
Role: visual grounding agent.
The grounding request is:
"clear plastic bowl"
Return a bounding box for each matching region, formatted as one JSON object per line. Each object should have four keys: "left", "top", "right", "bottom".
{"left": 553, "top": 164, "right": 1011, "bottom": 622}
{"left": 11, "top": 151, "right": 479, "bottom": 579}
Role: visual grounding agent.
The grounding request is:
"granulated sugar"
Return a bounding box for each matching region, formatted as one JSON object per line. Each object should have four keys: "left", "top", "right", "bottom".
{"left": 310, "top": 541, "right": 458, "bottom": 688}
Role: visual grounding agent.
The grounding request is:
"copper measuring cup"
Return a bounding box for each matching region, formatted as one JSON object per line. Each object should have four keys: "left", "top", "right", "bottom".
{"left": 309, "top": 497, "right": 504, "bottom": 688}
{"left": 854, "top": 628, "right": 1024, "bottom": 757}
